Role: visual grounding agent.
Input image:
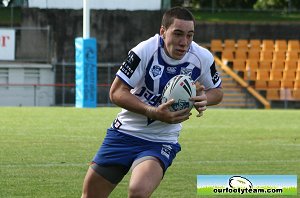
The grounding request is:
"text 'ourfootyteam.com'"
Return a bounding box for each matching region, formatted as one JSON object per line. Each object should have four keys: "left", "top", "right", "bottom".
{"left": 213, "top": 187, "right": 283, "bottom": 195}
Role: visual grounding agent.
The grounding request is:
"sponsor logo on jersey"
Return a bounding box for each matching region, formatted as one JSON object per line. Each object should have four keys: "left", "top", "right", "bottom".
{"left": 180, "top": 67, "right": 193, "bottom": 76}
{"left": 112, "top": 118, "right": 122, "bottom": 129}
{"left": 120, "top": 51, "right": 141, "bottom": 78}
{"left": 161, "top": 144, "right": 172, "bottom": 159}
{"left": 210, "top": 62, "right": 220, "bottom": 84}
{"left": 166, "top": 66, "right": 177, "bottom": 74}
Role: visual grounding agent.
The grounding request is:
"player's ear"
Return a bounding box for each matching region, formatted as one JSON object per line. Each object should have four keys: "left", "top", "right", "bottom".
{"left": 160, "top": 26, "right": 166, "bottom": 39}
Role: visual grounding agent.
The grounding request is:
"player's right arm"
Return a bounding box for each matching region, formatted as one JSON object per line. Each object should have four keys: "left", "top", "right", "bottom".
{"left": 109, "top": 76, "right": 190, "bottom": 124}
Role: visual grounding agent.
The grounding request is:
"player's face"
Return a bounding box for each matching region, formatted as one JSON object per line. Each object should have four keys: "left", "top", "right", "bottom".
{"left": 160, "top": 18, "right": 194, "bottom": 60}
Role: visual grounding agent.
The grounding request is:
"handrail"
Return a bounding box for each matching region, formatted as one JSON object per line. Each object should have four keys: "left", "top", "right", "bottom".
{"left": 214, "top": 57, "right": 271, "bottom": 109}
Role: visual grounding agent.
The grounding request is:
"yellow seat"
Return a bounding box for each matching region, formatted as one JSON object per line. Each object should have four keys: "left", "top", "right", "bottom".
{"left": 256, "top": 69, "right": 270, "bottom": 80}
{"left": 262, "top": 39, "right": 274, "bottom": 51}
{"left": 246, "top": 59, "right": 259, "bottom": 71}
{"left": 266, "top": 89, "right": 280, "bottom": 100}
{"left": 259, "top": 60, "right": 272, "bottom": 70}
{"left": 269, "top": 70, "right": 283, "bottom": 80}
{"left": 224, "top": 39, "right": 236, "bottom": 50}
{"left": 255, "top": 80, "right": 268, "bottom": 90}
{"left": 287, "top": 40, "right": 300, "bottom": 52}
{"left": 236, "top": 39, "right": 249, "bottom": 50}
{"left": 260, "top": 50, "right": 273, "bottom": 61}
{"left": 285, "top": 60, "right": 298, "bottom": 70}
{"left": 286, "top": 51, "right": 299, "bottom": 60}
{"left": 273, "top": 51, "right": 286, "bottom": 61}
{"left": 272, "top": 60, "right": 285, "bottom": 70}
{"left": 232, "top": 59, "right": 247, "bottom": 72}
{"left": 274, "top": 40, "right": 287, "bottom": 51}
{"left": 211, "top": 39, "right": 223, "bottom": 52}
{"left": 248, "top": 49, "right": 260, "bottom": 60}
{"left": 249, "top": 39, "right": 261, "bottom": 50}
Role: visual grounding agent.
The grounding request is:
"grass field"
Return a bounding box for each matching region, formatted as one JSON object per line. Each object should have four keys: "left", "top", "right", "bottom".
{"left": 0, "top": 107, "right": 299, "bottom": 197}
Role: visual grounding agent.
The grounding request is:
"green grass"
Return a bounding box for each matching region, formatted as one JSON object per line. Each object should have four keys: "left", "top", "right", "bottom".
{"left": 0, "top": 107, "right": 299, "bottom": 197}
{"left": 192, "top": 11, "right": 300, "bottom": 22}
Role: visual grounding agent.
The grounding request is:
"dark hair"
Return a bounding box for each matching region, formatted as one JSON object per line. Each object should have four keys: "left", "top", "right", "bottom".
{"left": 161, "top": 6, "right": 195, "bottom": 29}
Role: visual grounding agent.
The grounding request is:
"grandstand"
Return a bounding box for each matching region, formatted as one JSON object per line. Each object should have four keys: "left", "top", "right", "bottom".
{"left": 211, "top": 39, "right": 300, "bottom": 108}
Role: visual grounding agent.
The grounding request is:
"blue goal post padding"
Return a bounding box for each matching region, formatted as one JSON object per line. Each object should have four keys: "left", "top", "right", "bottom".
{"left": 75, "top": 37, "right": 97, "bottom": 108}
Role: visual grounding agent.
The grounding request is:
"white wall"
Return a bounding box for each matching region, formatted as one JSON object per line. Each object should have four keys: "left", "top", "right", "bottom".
{"left": 28, "top": 0, "right": 162, "bottom": 10}
{"left": 0, "top": 63, "right": 55, "bottom": 106}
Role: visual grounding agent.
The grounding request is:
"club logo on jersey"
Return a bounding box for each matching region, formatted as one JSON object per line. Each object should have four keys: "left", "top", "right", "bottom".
{"left": 180, "top": 68, "right": 192, "bottom": 76}
{"left": 120, "top": 51, "right": 141, "bottom": 78}
{"left": 161, "top": 144, "right": 172, "bottom": 159}
{"left": 166, "top": 66, "right": 177, "bottom": 74}
{"left": 149, "top": 65, "right": 164, "bottom": 79}
{"left": 210, "top": 62, "right": 220, "bottom": 84}
{"left": 112, "top": 118, "right": 122, "bottom": 129}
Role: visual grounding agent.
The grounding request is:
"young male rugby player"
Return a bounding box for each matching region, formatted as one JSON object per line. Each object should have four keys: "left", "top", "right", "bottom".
{"left": 81, "top": 6, "right": 223, "bottom": 198}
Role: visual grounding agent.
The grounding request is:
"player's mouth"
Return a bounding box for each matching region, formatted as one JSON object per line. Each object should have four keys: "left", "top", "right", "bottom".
{"left": 176, "top": 49, "right": 186, "bottom": 55}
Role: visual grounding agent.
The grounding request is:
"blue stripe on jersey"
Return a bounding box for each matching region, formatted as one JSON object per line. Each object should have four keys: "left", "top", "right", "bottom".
{"left": 145, "top": 56, "right": 154, "bottom": 91}
{"left": 191, "top": 67, "right": 201, "bottom": 80}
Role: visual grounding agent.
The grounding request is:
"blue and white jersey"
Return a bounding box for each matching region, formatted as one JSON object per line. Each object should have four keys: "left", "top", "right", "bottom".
{"left": 112, "top": 34, "right": 221, "bottom": 143}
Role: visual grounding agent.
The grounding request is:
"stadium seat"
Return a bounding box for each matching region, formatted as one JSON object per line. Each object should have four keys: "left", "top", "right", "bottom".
{"left": 287, "top": 40, "right": 300, "bottom": 52}
{"left": 274, "top": 40, "right": 287, "bottom": 51}
{"left": 232, "top": 59, "right": 247, "bottom": 72}
{"left": 259, "top": 60, "right": 272, "bottom": 70}
{"left": 282, "top": 70, "right": 296, "bottom": 81}
{"left": 236, "top": 39, "right": 249, "bottom": 50}
{"left": 260, "top": 50, "right": 273, "bottom": 61}
{"left": 294, "top": 80, "right": 300, "bottom": 89}
{"left": 224, "top": 39, "right": 236, "bottom": 50}
{"left": 285, "top": 60, "right": 298, "bottom": 70}
{"left": 246, "top": 59, "right": 259, "bottom": 71}
{"left": 292, "top": 89, "right": 300, "bottom": 100}
{"left": 262, "top": 39, "right": 274, "bottom": 51}
{"left": 266, "top": 89, "right": 280, "bottom": 100}
{"left": 296, "top": 70, "right": 300, "bottom": 80}
{"left": 286, "top": 51, "right": 299, "bottom": 60}
{"left": 221, "top": 50, "right": 235, "bottom": 64}
{"left": 249, "top": 39, "right": 261, "bottom": 50}
{"left": 256, "top": 69, "right": 270, "bottom": 80}
{"left": 272, "top": 60, "right": 285, "bottom": 70}
{"left": 247, "top": 49, "right": 260, "bottom": 60}
{"left": 235, "top": 50, "right": 248, "bottom": 60}
{"left": 273, "top": 51, "right": 286, "bottom": 60}
{"left": 244, "top": 70, "right": 256, "bottom": 81}
{"left": 268, "top": 80, "right": 281, "bottom": 89}
{"left": 281, "top": 80, "right": 294, "bottom": 89}
{"left": 255, "top": 80, "right": 268, "bottom": 90}
{"left": 211, "top": 39, "right": 223, "bottom": 53}
{"left": 270, "top": 70, "right": 283, "bottom": 80}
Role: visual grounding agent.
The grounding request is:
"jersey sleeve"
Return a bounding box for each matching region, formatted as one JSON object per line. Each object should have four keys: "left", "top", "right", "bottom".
{"left": 116, "top": 50, "right": 144, "bottom": 89}
{"left": 198, "top": 50, "right": 222, "bottom": 90}
{"left": 116, "top": 36, "right": 158, "bottom": 89}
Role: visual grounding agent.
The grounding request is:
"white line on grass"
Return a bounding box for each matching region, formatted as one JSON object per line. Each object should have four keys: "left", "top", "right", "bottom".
{"left": 175, "top": 160, "right": 300, "bottom": 165}
{"left": 1, "top": 160, "right": 299, "bottom": 168}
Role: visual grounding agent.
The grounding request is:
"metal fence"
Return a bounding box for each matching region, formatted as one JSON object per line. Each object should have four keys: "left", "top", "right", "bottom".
{"left": 54, "top": 62, "right": 121, "bottom": 106}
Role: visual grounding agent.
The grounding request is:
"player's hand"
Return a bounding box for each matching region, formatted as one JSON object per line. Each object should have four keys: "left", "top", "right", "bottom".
{"left": 145, "top": 99, "right": 191, "bottom": 124}
{"left": 189, "top": 82, "right": 207, "bottom": 117}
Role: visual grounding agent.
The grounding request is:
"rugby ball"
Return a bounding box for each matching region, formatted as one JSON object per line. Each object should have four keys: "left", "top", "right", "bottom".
{"left": 229, "top": 176, "right": 253, "bottom": 189}
{"left": 161, "top": 75, "right": 196, "bottom": 111}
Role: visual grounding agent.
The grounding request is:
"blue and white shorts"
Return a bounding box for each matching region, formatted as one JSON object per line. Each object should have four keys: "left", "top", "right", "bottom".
{"left": 92, "top": 128, "right": 181, "bottom": 174}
